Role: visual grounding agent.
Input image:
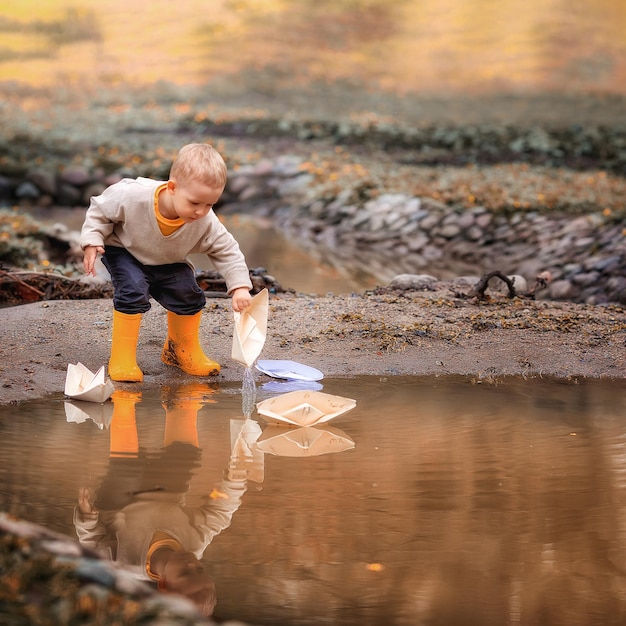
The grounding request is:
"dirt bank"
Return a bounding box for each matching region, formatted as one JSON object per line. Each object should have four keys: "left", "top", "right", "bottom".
{"left": 2, "top": 89, "right": 626, "bottom": 406}
{"left": 2, "top": 282, "right": 625, "bottom": 405}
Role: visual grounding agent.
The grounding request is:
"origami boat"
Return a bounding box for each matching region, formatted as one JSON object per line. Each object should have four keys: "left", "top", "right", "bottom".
{"left": 256, "top": 390, "right": 356, "bottom": 426}
{"left": 64, "top": 362, "right": 115, "bottom": 403}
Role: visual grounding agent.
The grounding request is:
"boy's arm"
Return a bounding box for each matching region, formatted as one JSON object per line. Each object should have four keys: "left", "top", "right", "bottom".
{"left": 73, "top": 488, "right": 112, "bottom": 556}
{"left": 80, "top": 183, "right": 125, "bottom": 250}
{"left": 198, "top": 214, "right": 253, "bottom": 295}
{"left": 190, "top": 478, "right": 248, "bottom": 547}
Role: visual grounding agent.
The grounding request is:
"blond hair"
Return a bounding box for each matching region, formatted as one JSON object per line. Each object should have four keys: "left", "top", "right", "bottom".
{"left": 169, "top": 143, "right": 227, "bottom": 187}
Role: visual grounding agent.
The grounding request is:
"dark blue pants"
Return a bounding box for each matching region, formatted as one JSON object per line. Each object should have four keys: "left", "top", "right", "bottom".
{"left": 95, "top": 442, "right": 201, "bottom": 511}
{"left": 102, "top": 246, "right": 206, "bottom": 315}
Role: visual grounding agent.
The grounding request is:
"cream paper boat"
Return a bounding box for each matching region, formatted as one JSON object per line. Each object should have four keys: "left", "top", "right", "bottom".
{"left": 256, "top": 424, "right": 355, "bottom": 457}
{"left": 64, "top": 362, "right": 115, "bottom": 403}
{"left": 232, "top": 288, "right": 269, "bottom": 367}
{"left": 256, "top": 390, "right": 356, "bottom": 426}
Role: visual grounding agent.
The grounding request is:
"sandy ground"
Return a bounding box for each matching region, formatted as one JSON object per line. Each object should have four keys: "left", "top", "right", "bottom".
{"left": 2, "top": 282, "right": 625, "bottom": 405}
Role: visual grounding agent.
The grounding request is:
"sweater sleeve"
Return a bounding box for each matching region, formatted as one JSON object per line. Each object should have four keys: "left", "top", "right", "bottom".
{"left": 73, "top": 507, "right": 116, "bottom": 560}
{"left": 199, "top": 217, "right": 253, "bottom": 294}
{"left": 79, "top": 181, "right": 127, "bottom": 249}
{"left": 187, "top": 479, "right": 248, "bottom": 547}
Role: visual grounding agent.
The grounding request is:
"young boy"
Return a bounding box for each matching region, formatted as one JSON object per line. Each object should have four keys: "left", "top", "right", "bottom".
{"left": 81, "top": 143, "right": 252, "bottom": 382}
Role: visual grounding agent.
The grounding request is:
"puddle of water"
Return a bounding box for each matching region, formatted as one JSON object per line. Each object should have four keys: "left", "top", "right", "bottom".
{"left": 2, "top": 375, "right": 626, "bottom": 624}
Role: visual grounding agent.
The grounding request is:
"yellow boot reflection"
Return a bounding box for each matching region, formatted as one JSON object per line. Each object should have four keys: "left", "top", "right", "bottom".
{"left": 109, "top": 390, "right": 142, "bottom": 458}
{"left": 161, "top": 383, "right": 216, "bottom": 448}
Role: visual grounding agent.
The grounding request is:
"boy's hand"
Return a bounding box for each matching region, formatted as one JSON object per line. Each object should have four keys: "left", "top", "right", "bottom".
{"left": 78, "top": 487, "right": 98, "bottom": 517}
{"left": 231, "top": 287, "right": 252, "bottom": 312}
{"left": 83, "top": 245, "right": 105, "bottom": 276}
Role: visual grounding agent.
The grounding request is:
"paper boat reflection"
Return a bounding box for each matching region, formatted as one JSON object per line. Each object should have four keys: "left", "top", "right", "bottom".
{"left": 64, "top": 362, "right": 115, "bottom": 403}
{"left": 64, "top": 400, "right": 114, "bottom": 429}
{"left": 230, "top": 418, "right": 265, "bottom": 483}
{"left": 256, "top": 390, "right": 356, "bottom": 426}
{"left": 257, "top": 424, "right": 355, "bottom": 457}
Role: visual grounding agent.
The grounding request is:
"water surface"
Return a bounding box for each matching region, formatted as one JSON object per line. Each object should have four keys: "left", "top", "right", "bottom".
{"left": 2, "top": 375, "right": 626, "bottom": 625}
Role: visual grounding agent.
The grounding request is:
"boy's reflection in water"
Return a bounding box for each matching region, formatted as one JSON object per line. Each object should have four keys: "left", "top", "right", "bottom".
{"left": 74, "top": 385, "right": 259, "bottom": 617}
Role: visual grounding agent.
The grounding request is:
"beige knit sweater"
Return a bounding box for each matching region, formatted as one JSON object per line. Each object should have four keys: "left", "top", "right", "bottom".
{"left": 80, "top": 177, "right": 252, "bottom": 294}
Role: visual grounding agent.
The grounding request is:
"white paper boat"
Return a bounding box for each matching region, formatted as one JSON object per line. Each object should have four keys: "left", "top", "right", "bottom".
{"left": 256, "top": 390, "right": 356, "bottom": 426}
{"left": 64, "top": 401, "right": 114, "bottom": 429}
{"left": 64, "top": 362, "right": 115, "bottom": 403}
{"left": 232, "top": 289, "right": 269, "bottom": 367}
{"left": 256, "top": 424, "right": 355, "bottom": 457}
{"left": 256, "top": 359, "right": 324, "bottom": 381}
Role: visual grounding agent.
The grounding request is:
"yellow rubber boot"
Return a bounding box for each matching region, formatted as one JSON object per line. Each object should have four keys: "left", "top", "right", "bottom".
{"left": 109, "top": 390, "right": 141, "bottom": 458}
{"left": 161, "top": 311, "right": 220, "bottom": 376}
{"left": 109, "top": 311, "right": 144, "bottom": 382}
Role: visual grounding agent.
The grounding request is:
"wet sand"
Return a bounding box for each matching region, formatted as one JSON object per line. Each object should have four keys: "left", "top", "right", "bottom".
{"left": 2, "top": 284, "right": 625, "bottom": 405}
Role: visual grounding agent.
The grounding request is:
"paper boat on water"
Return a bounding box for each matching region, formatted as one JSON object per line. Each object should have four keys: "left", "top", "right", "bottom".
{"left": 64, "top": 400, "right": 114, "bottom": 429}
{"left": 256, "top": 390, "right": 356, "bottom": 426}
{"left": 256, "top": 424, "right": 355, "bottom": 457}
{"left": 232, "top": 289, "right": 269, "bottom": 367}
{"left": 256, "top": 360, "right": 324, "bottom": 381}
{"left": 64, "top": 362, "right": 115, "bottom": 403}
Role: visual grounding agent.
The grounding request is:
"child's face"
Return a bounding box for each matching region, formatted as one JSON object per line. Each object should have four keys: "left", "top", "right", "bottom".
{"left": 167, "top": 178, "right": 224, "bottom": 223}
{"left": 162, "top": 551, "right": 217, "bottom": 615}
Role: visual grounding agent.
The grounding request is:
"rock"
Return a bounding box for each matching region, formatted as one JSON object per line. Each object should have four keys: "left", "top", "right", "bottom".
{"left": 548, "top": 279, "right": 576, "bottom": 300}
{"left": 0, "top": 175, "right": 12, "bottom": 200}
{"left": 453, "top": 276, "right": 480, "bottom": 286}
{"left": 388, "top": 274, "right": 438, "bottom": 290}
{"left": 59, "top": 167, "right": 92, "bottom": 186}
{"left": 492, "top": 275, "right": 528, "bottom": 293}
{"left": 438, "top": 223, "right": 462, "bottom": 238}
{"left": 15, "top": 181, "right": 41, "bottom": 200}
{"left": 26, "top": 169, "right": 57, "bottom": 196}
{"left": 57, "top": 182, "right": 83, "bottom": 207}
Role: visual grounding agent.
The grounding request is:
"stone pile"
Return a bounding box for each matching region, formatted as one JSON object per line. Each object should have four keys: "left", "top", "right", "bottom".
{"left": 225, "top": 158, "right": 626, "bottom": 305}
{"left": 3, "top": 155, "right": 626, "bottom": 305}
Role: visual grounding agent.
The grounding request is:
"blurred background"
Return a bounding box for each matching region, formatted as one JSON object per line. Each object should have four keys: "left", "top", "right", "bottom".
{"left": 1, "top": 0, "right": 625, "bottom": 296}
{"left": 1, "top": 0, "right": 625, "bottom": 118}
